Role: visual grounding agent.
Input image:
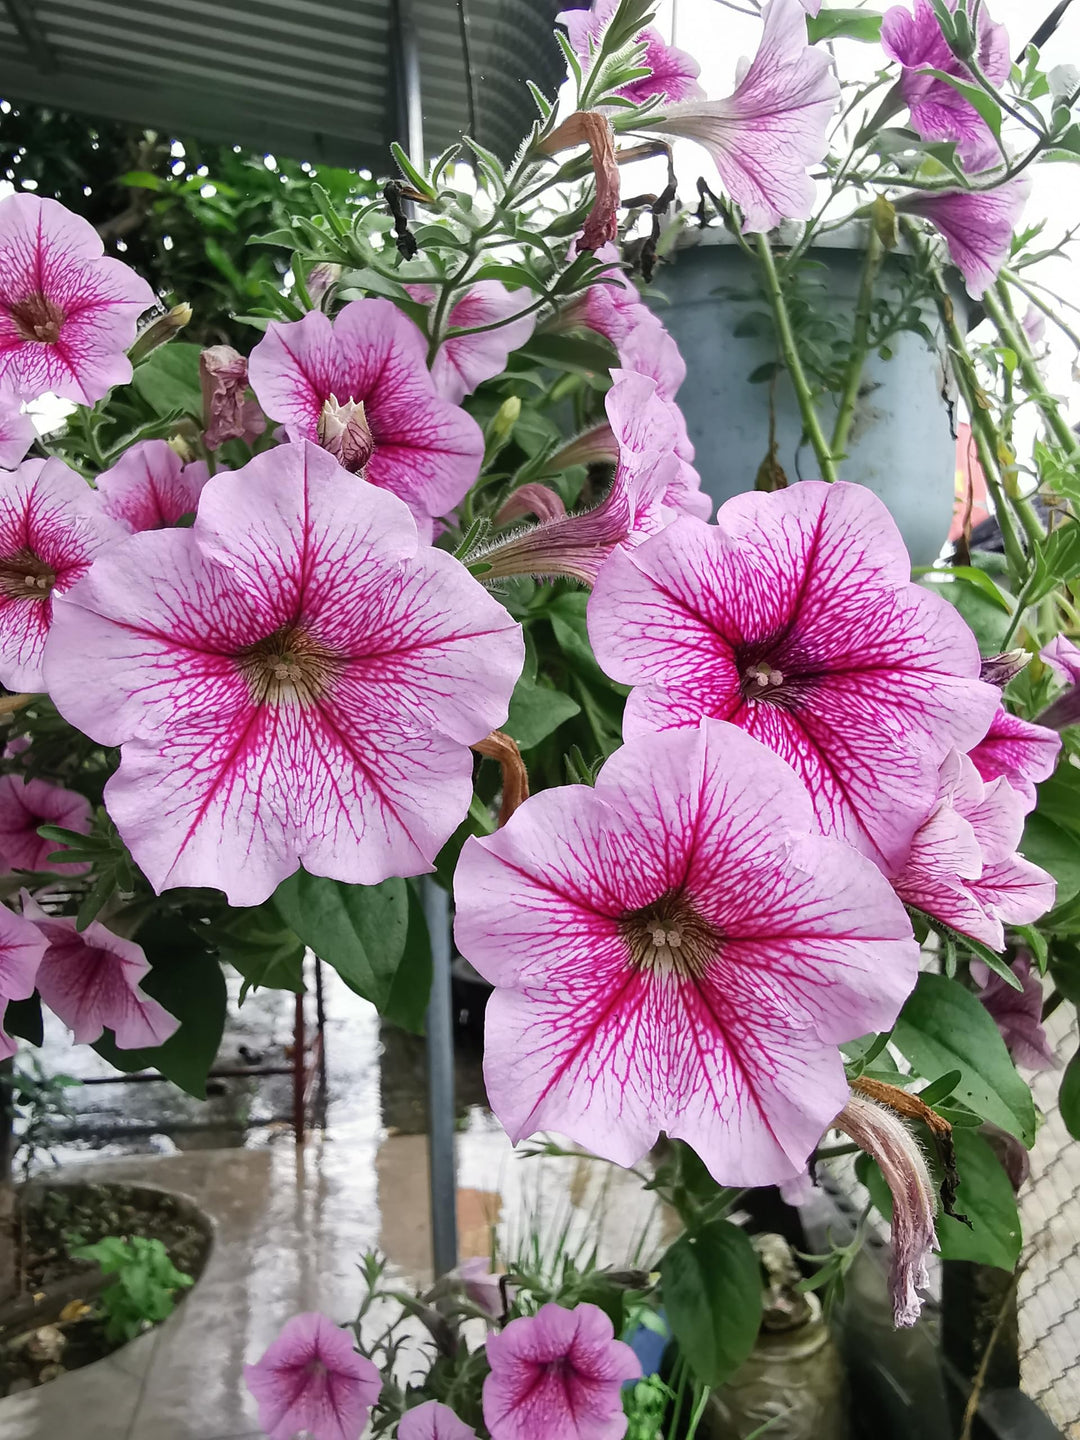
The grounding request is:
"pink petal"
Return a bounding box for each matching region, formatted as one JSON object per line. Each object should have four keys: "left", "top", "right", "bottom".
{"left": 244, "top": 1312, "right": 381, "bottom": 1440}
{"left": 906, "top": 178, "right": 1030, "bottom": 298}
{"left": 0, "top": 392, "right": 35, "bottom": 469}
{"left": 558, "top": 0, "right": 704, "bottom": 105}
{"left": 0, "top": 903, "right": 47, "bottom": 1060}
{"left": 398, "top": 1401, "right": 477, "bottom": 1440}
{"left": 0, "top": 774, "right": 92, "bottom": 874}
{"left": 976, "top": 954, "right": 1056, "bottom": 1071}
{"left": 968, "top": 706, "right": 1059, "bottom": 812}
{"left": 1042, "top": 634, "right": 1080, "bottom": 686}
{"left": 95, "top": 440, "right": 210, "bottom": 534}
{"left": 413, "top": 282, "right": 536, "bottom": 405}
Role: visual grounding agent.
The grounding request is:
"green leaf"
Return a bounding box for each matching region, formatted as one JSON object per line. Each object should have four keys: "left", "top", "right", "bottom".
{"left": 272, "top": 870, "right": 408, "bottom": 1012}
{"left": 503, "top": 674, "right": 582, "bottom": 749}
{"left": 214, "top": 904, "right": 306, "bottom": 997}
{"left": 660, "top": 1219, "right": 762, "bottom": 1388}
{"left": 389, "top": 142, "right": 437, "bottom": 202}
{"left": 892, "top": 973, "right": 1035, "bottom": 1145}
{"left": 519, "top": 332, "right": 617, "bottom": 377}
{"left": 1060, "top": 1048, "right": 1080, "bottom": 1141}
{"left": 131, "top": 342, "right": 204, "bottom": 418}
{"left": 1029, "top": 522, "right": 1080, "bottom": 604}
{"left": 119, "top": 170, "right": 163, "bottom": 191}
{"left": 940, "top": 566, "right": 1014, "bottom": 614}
{"left": 381, "top": 885, "right": 433, "bottom": 1035}
{"left": 807, "top": 8, "right": 884, "bottom": 44}
{"left": 1022, "top": 811, "right": 1080, "bottom": 912}
{"left": 924, "top": 570, "right": 1014, "bottom": 652}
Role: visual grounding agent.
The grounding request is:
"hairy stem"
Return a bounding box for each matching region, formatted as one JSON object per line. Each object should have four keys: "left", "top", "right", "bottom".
{"left": 984, "top": 282, "right": 1080, "bottom": 459}
{"left": 832, "top": 228, "right": 885, "bottom": 457}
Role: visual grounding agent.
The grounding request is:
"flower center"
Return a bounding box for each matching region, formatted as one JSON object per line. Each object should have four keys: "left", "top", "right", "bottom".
{"left": 620, "top": 891, "right": 717, "bottom": 980}
{"left": 0, "top": 548, "right": 56, "bottom": 601}
{"left": 9, "top": 293, "right": 64, "bottom": 345}
{"left": 236, "top": 625, "right": 342, "bottom": 706}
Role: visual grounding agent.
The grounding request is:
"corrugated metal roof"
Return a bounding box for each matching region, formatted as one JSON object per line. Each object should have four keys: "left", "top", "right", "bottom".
{"left": 0, "top": 0, "right": 580, "bottom": 169}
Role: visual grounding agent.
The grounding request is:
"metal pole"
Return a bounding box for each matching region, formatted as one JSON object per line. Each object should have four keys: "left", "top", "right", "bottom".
{"left": 393, "top": 0, "right": 425, "bottom": 170}
{"left": 423, "top": 877, "right": 458, "bottom": 1277}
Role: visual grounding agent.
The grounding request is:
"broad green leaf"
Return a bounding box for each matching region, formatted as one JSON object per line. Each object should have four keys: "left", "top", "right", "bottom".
{"left": 893, "top": 973, "right": 1035, "bottom": 1145}
{"left": 1022, "top": 812, "right": 1080, "bottom": 911}
{"left": 214, "top": 905, "right": 306, "bottom": 997}
{"left": 1031, "top": 764, "right": 1080, "bottom": 841}
{"left": 272, "top": 870, "right": 408, "bottom": 1012}
{"left": 503, "top": 674, "right": 582, "bottom": 749}
{"left": 660, "top": 1219, "right": 762, "bottom": 1388}
{"left": 1060, "top": 1048, "right": 1080, "bottom": 1141}
{"left": 936, "top": 566, "right": 1013, "bottom": 614}
{"left": 131, "top": 342, "right": 204, "bottom": 419}
{"left": 1028, "top": 522, "right": 1080, "bottom": 604}
{"left": 519, "top": 332, "right": 617, "bottom": 377}
{"left": 381, "top": 885, "right": 433, "bottom": 1035}
{"left": 807, "top": 8, "right": 883, "bottom": 44}
{"left": 924, "top": 571, "right": 1013, "bottom": 652}
{"left": 119, "top": 170, "right": 163, "bottom": 191}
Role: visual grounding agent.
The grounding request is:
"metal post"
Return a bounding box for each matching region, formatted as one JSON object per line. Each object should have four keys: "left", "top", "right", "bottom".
{"left": 423, "top": 877, "right": 458, "bottom": 1277}
{"left": 392, "top": 0, "right": 425, "bottom": 169}
{"left": 292, "top": 988, "right": 306, "bottom": 1145}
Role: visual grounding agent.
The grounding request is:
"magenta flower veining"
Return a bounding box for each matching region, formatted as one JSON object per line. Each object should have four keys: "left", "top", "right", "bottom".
{"left": 903, "top": 177, "right": 1030, "bottom": 298}
{"left": 406, "top": 282, "right": 536, "bottom": 405}
{"left": 244, "top": 1312, "right": 382, "bottom": 1440}
{"left": 399, "top": 1401, "right": 477, "bottom": 1440}
{"left": 557, "top": 0, "right": 704, "bottom": 106}
{"left": 95, "top": 439, "right": 210, "bottom": 535}
{"left": 0, "top": 773, "right": 92, "bottom": 875}
{"left": 968, "top": 704, "right": 1059, "bottom": 812}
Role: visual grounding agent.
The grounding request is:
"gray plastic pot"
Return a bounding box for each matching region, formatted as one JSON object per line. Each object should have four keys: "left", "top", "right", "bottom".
{"left": 647, "top": 224, "right": 966, "bottom": 568}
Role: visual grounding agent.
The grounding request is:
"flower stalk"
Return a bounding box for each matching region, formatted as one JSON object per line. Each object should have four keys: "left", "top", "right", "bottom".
{"left": 831, "top": 226, "right": 885, "bottom": 458}
{"left": 983, "top": 281, "right": 1080, "bottom": 462}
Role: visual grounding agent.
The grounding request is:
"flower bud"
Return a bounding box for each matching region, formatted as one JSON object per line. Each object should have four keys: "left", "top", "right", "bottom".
{"left": 979, "top": 649, "right": 1030, "bottom": 689}
{"left": 307, "top": 263, "right": 343, "bottom": 304}
{"left": 129, "top": 303, "right": 192, "bottom": 364}
{"left": 317, "top": 395, "right": 376, "bottom": 474}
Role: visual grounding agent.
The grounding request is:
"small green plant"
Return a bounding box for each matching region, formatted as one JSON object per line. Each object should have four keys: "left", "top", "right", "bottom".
{"left": 72, "top": 1235, "right": 194, "bottom": 1343}
{"left": 1, "top": 1057, "right": 81, "bottom": 1179}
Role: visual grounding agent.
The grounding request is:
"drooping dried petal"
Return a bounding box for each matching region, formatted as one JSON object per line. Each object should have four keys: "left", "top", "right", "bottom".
{"left": 542, "top": 111, "right": 621, "bottom": 253}
{"left": 200, "top": 344, "right": 266, "bottom": 451}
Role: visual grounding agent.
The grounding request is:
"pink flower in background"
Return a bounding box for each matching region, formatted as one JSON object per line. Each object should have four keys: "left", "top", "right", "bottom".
{"left": 248, "top": 300, "right": 484, "bottom": 530}
{"left": 483, "top": 1302, "right": 641, "bottom": 1440}
{"left": 0, "top": 391, "right": 35, "bottom": 470}
{"left": 0, "top": 904, "right": 47, "bottom": 1060}
{"left": 975, "top": 953, "right": 1055, "bottom": 1070}
{"left": 23, "top": 895, "right": 178, "bottom": 1049}
{"left": 399, "top": 1401, "right": 477, "bottom": 1440}
{"left": 200, "top": 345, "right": 266, "bottom": 451}
{"left": 455, "top": 1255, "right": 507, "bottom": 1319}
{"left": 641, "top": 0, "right": 840, "bottom": 232}
{"left": 455, "top": 723, "right": 918, "bottom": 1187}
{"left": 45, "top": 442, "right": 522, "bottom": 907}
{"left": 0, "top": 457, "right": 122, "bottom": 691}
{"left": 0, "top": 194, "right": 154, "bottom": 405}
{"left": 95, "top": 440, "right": 210, "bottom": 534}
{"left": 968, "top": 705, "right": 1059, "bottom": 811}
{"left": 904, "top": 177, "right": 1030, "bottom": 298}
{"left": 407, "top": 282, "right": 536, "bottom": 405}
{"left": 0, "top": 774, "right": 92, "bottom": 874}
{"left": 245, "top": 1312, "right": 381, "bottom": 1440}
{"left": 835, "top": 1093, "right": 937, "bottom": 1326}
{"left": 882, "top": 0, "right": 1010, "bottom": 169}
{"left": 1042, "top": 634, "right": 1080, "bottom": 685}
{"left": 558, "top": 0, "right": 704, "bottom": 105}
{"left": 589, "top": 482, "right": 998, "bottom": 871}
{"left": 893, "top": 751, "right": 1055, "bottom": 949}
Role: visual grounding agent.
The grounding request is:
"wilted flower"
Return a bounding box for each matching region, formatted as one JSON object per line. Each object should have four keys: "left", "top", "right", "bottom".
{"left": 0, "top": 774, "right": 92, "bottom": 874}
{"left": 45, "top": 442, "right": 522, "bottom": 907}
{"left": 0, "top": 391, "right": 35, "bottom": 470}
{"left": 968, "top": 705, "right": 1059, "bottom": 811}
{"left": 893, "top": 751, "right": 1055, "bottom": 949}
{"left": 0, "top": 904, "right": 47, "bottom": 1060}
{"left": 974, "top": 952, "right": 1055, "bottom": 1071}
{"left": 541, "top": 111, "right": 621, "bottom": 253}
{"left": 638, "top": 0, "right": 840, "bottom": 232}
{"left": 399, "top": 1401, "right": 477, "bottom": 1439}
{"left": 903, "top": 176, "right": 1030, "bottom": 298}
{"left": 23, "top": 894, "right": 178, "bottom": 1049}
{"left": 589, "top": 481, "right": 998, "bottom": 870}
{"left": 95, "top": 439, "right": 210, "bottom": 534}
{"left": 835, "top": 1092, "right": 937, "bottom": 1326}
{"left": 979, "top": 649, "right": 1030, "bottom": 689}
{"left": 454, "top": 722, "right": 918, "bottom": 1186}
{"left": 558, "top": 0, "right": 704, "bottom": 105}
{"left": 245, "top": 1312, "right": 382, "bottom": 1440}
{"left": 0, "top": 194, "right": 154, "bottom": 405}
{"left": 0, "top": 456, "right": 122, "bottom": 692}
{"left": 407, "top": 282, "right": 536, "bottom": 405}
{"left": 200, "top": 344, "right": 266, "bottom": 451}
{"left": 483, "top": 1302, "right": 641, "bottom": 1440}
{"left": 248, "top": 300, "right": 484, "bottom": 531}
{"left": 882, "top": 0, "right": 1010, "bottom": 169}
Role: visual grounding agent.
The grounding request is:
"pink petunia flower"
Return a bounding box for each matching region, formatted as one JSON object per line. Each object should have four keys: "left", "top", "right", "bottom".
{"left": 639, "top": 0, "right": 840, "bottom": 232}
{"left": 558, "top": 0, "right": 704, "bottom": 106}
{"left": 588, "top": 481, "right": 999, "bottom": 871}
{"left": 44, "top": 441, "right": 523, "bottom": 907}
{"left": 968, "top": 705, "right": 1059, "bottom": 812}
{"left": 454, "top": 1254, "right": 507, "bottom": 1319}
{"left": 0, "top": 390, "right": 35, "bottom": 470}
{"left": 903, "top": 176, "right": 1030, "bottom": 298}
{"left": 407, "top": 283, "right": 536, "bottom": 405}
{"left": 247, "top": 300, "right": 484, "bottom": 530}
{"left": 474, "top": 370, "right": 682, "bottom": 585}
{"left": 23, "top": 894, "right": 178, "bottom": 1049}
{"left": 0, "top": 456, "right": 123, "bottom": 692}
{"left": 95, "top": 440, "right": 210, "bottom": 535}
{"left": 0, "top": 774, "right": 92, "bottom": 874}
{"left": 974, "top": 952, "right": 1055, "bottom": 1071}
{"left": 893, "top": 751, "right": 1055, "bottom": 949}
{"left": 245, "top": 1312, "right": 382, "bottom": 1440}
{"left": 882, "top": 0, "right": 1011, "bottom": 170}
{"left": 454, "top": 722, "right": 919, "bottom": 1186}
{"left": 483, "top": 1302, "right": 641, "bottom": 1440}
{"left": 0, "top": 194, "right": 154, "bottom": 405}
{"left": 399, "top": 1401, "right": 477, "bottom": 1440}
{"left": 200, "top": 345, "right": 266, "bottom": 451}
{"left": 1042, "top": 633, "right": 1080, "bottom": 685}
{"left": 0, "top": 904, "right": 48, "bottom": 1060}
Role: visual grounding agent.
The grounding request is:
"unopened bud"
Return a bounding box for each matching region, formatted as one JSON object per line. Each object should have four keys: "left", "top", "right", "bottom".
{"left": 307, "top": 263, "right": 343, "bottom": 304}
{"left": 980, "top": 649, "right": 1030, "bottom": 689}
{"left": 129, "top": 303, "right": 193, "bottom": 364}
{"left": 167, "top": 433, "right": 198, "bottom": 465}
{"left": 317, "top": 395, "right": 376, "bottom": 474}
{"left": 489, "top": 395, "right": 521, "bottom": 445}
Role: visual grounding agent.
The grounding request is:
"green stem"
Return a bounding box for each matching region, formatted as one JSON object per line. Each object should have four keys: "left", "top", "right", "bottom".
{"left": 755, "top": 234, "right": 840, "bottom": 485}
{"left": 984, "top": 282, "right": 1080, "bottom": 460}
{"left": 831, "top": 228, "right": 884, "bottom": 457}
{"left": 1001, "top": 269, "right": 1080, "bottom": 353}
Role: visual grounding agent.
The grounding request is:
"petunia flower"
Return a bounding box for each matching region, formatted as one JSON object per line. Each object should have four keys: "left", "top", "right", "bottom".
{"left": 44, "top": 441, "right": 523, "bottom": 908}
{"left": 483, "top": 1302, "right": 641, "bottom": 1440}
{"left": 0, "top": 903, "right": 48, "bottom": 1060}
{"left": 247, "top": 300, "right": 484, "bottom": 531}
{"left": 0, "top": 774, "right": 92, "bottom": 874}
{"left": 244, "top": 1312, "right": 382, "bottom": 1440}
{"left": 22, "top": 894, "right": 178, "bottom": 1049}
{"left": 454, "top": 722, "right": 919, "bottom": 1186}
{"left": 558, "top": 0, "right": 704, "bottom": 106}
{"left": 974, "top": 952, "right": 1055, "bottom": 1070}
{"left": 893, "top": 751, "right": 1055, "bottom": 949}
{"left": 834, "top": 1092, "right": 937, "bottom": 1326}
{"left": 200, "top": 345, "right": 266, "bottom": 451}
{"left": 407, "top": 282, "right": 536, "bottom": 405}
{"left": 398, "top": 1401, "right": 477, "bottom": 1440}
{"left": 1038, "top": 634, "right": 1080, "bottom": 730}
{"left": 0, "top": 456, "right": 123, "bottom": 692}
{"left": 882, "top": 0, "right": 1011, "bottom": 170}
{"left": 454, "top": 1255, "right": 508, "bottom": 1319}
{"left": 0, "top": 390, "right": 36, "bottom": 470}
{"left": 473, "top": 369, "right": 682, "bottom": 585}
{"left": 95, "top": 440, "right": 210, "bottom": 535}
{"left": 902, "top": 176, "right": 1030, "bottom": 298}
{"left": 588, "top": 481, "right": 999, "bottom": 871}
{"left": 0, "top": 194, "right": 154, "bottom": 405}
{"left": 637, "top": 0, "right": 840, "bottom": 232}
{"left": 968, "top": 705, "right": 1059, "bottom": 812}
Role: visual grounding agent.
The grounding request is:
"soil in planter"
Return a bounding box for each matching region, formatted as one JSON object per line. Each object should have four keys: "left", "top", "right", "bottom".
{"left": 0, "top": 1181, "right": 211, "bottom": 1394}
